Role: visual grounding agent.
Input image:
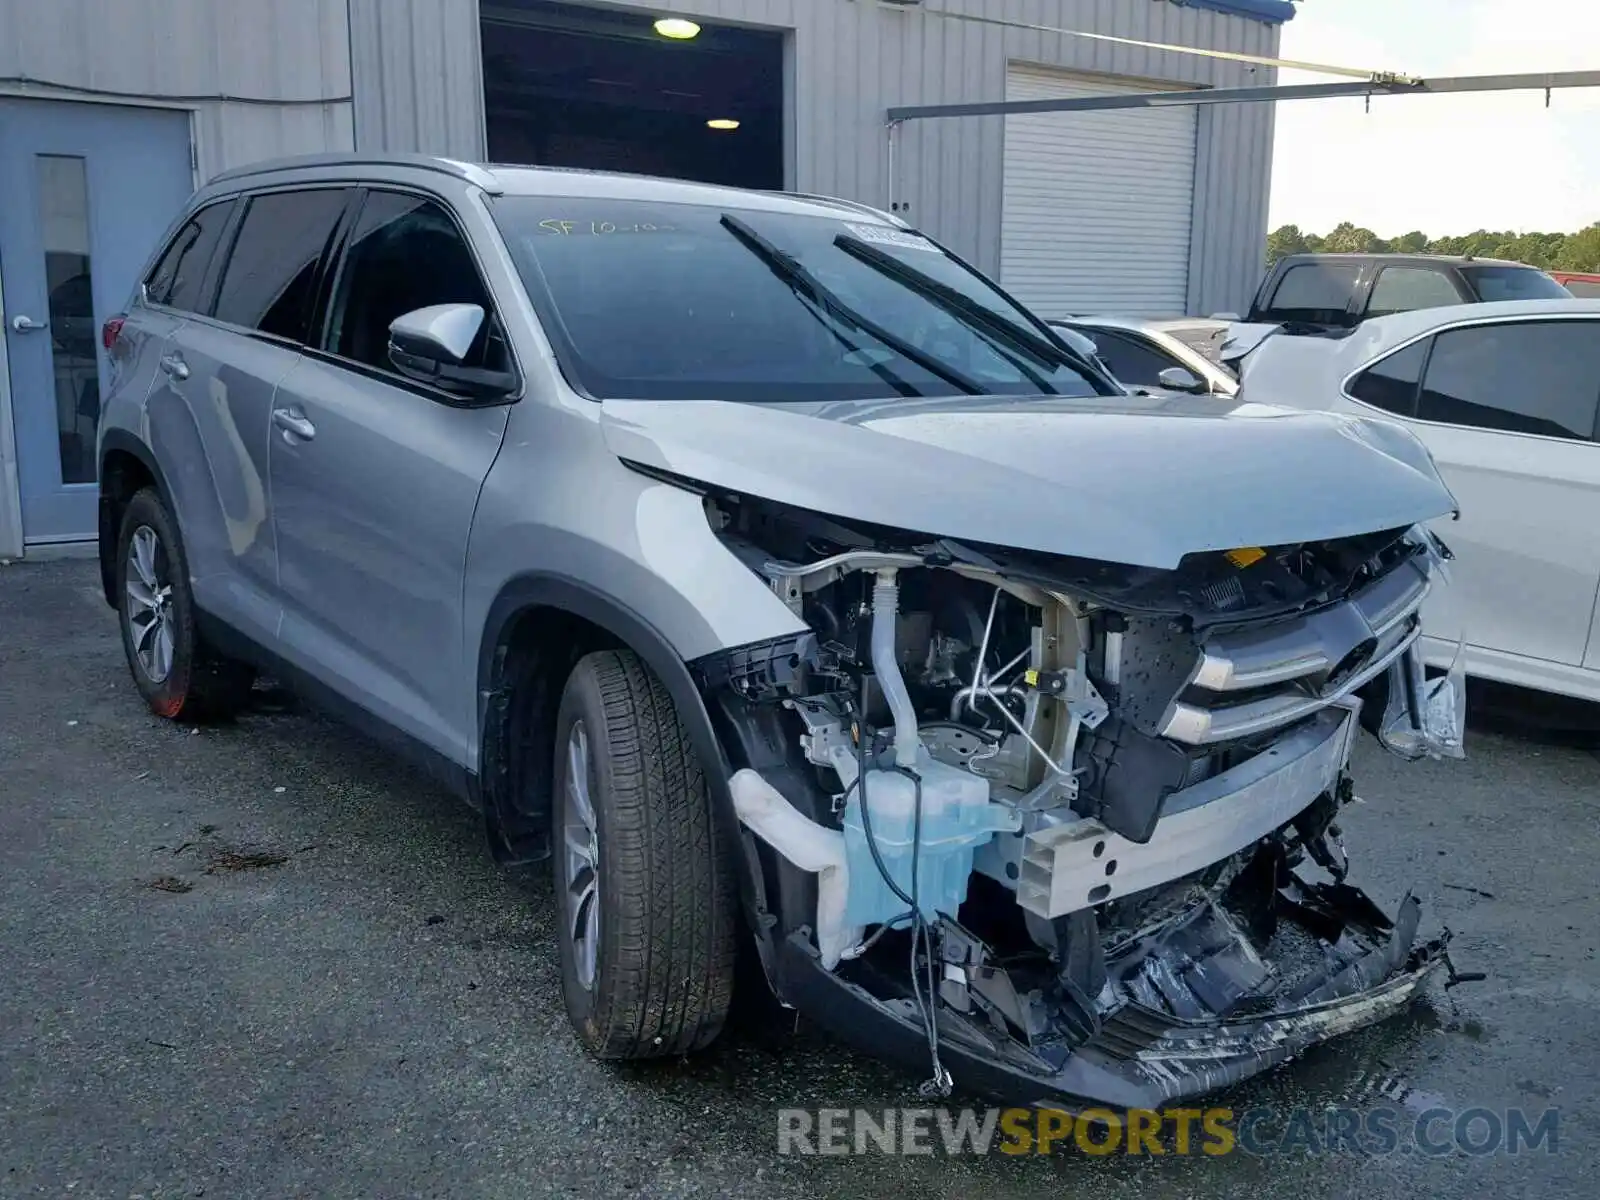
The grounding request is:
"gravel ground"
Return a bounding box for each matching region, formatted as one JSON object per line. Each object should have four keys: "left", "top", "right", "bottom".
{"left": 2, "top": 559, "right": 1596, "bottom": 1199}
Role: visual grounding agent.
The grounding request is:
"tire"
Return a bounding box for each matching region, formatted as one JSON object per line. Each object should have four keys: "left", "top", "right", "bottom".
{"left": 552, "top": 649, "right": 738, "bottom": 1059}
{"left": 115, "top": 487, "right": 254, "bottom": 722}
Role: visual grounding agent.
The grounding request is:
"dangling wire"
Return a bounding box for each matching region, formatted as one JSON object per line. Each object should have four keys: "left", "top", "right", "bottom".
{"left": 893, "top": 761, "right": 952, "bottom": 1099}
{"left": 852, "top": 677, "right": 950, "bottom": 1098}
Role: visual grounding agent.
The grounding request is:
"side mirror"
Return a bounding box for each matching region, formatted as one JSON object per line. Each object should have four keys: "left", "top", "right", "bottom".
{"left": 1158, "top": 366, "right": 1207, "bottom": 394}
{"left": 388, "top": 303, "right": 516, "bottom": 402}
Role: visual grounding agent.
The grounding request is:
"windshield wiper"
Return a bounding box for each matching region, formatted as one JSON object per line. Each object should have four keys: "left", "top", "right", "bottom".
{"left": 719, "top": 213, "right": 983, "bottom": 397}
{"left": 834, "top": 233, "right": 1106, "bottom": 391}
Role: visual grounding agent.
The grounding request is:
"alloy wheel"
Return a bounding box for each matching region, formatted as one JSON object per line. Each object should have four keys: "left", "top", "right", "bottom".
{"left": 125, "top": 525, "right": 175, "bottom": 684}
{"left": 563, "top": 719, "right": 601, "bottom": 991}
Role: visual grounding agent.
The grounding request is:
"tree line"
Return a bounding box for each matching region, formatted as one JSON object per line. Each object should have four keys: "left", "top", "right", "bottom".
{"left": 1267, "top": 221, "right": 1600, "bottom": 272}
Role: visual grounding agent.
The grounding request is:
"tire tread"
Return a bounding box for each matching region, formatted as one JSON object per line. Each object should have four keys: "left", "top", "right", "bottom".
{"left": 563, "top": 649, "right": 737, "bottom": 1060}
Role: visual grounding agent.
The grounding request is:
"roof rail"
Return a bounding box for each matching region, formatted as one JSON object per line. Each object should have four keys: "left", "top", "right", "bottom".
{"left": 208, "top": 153, "right": 503, "bottom": 194}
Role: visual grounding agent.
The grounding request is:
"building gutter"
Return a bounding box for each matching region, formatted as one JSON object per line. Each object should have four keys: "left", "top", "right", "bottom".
{"left": 1171, "top": 0, "right": 1298, "bottom": 23}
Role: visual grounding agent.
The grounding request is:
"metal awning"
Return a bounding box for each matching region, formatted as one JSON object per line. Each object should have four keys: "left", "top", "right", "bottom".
{"left": 887, "top": 70, "right": 1600, "bottom": 123}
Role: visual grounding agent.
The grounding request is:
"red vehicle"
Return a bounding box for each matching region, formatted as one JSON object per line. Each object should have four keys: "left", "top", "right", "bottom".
{"left": 1552, "top": 271, "right": 1600, "bottom": 298}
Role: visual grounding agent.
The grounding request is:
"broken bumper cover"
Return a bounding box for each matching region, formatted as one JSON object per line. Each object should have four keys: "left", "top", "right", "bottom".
{"left": 771, "top": 889, "right": 1449, "bottom": 1109}
{"left": 1375, "top": 642, "right": 1467, "bottom": 761}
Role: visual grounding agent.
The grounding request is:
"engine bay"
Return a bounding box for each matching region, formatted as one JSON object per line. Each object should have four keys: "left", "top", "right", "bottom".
{"left": 693, "top": 490, "right": 1467, "bottom": 1102}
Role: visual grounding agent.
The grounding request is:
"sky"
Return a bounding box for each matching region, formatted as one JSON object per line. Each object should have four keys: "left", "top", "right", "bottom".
{"left": 1268, "top": 0, "right": 1600, "bottom": 237}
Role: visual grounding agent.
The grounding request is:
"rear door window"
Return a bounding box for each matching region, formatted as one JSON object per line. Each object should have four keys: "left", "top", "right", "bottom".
{"left": 1364, "top": 267, "right": 1463, "bottom": 318}
{"left": 1418, "top": 320, "right": 1600, "bottom": 440}
{"left": 212, "top": 188, "right": 350, "bottom": 342}
{"left": 145, "top": 199, "right": 236, "bottom": 313}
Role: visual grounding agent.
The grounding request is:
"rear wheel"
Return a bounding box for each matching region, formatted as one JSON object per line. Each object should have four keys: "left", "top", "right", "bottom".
{"left": 552, "top": 649, "right": 738, "bottom": 1059}
{"left": 116, "top": 488, "right": 254, "bottom": 722}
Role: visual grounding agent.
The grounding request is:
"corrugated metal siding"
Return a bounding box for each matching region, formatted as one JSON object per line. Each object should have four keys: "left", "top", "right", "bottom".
{"left": 0, "top": 0, "right": 354, "bottom": 180}
{"left": 347, "top": 0, "right": 1280, "bottom": 314}
{"left": 1000, "top": 66, "right": 1199, "bottom": 317}
{"left": 348, "top": 0, "right": 486, "bottom": 157}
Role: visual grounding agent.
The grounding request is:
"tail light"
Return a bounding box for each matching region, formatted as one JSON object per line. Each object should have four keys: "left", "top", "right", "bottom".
{"left": 101, "top": 315, "right": 126, "bottom": 351}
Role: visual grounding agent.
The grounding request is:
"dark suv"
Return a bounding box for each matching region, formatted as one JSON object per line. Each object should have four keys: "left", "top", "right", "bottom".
{"left": 1247, "top": 253, "right": 1570, "bottom": 330}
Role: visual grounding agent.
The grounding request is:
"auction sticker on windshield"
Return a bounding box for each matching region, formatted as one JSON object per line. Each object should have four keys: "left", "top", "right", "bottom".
{"left": 843, "top": 223, "right": 939, "bottom": 253}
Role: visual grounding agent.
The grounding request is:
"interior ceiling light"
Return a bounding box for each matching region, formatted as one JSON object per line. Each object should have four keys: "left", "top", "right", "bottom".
{"left": 653, "top": 17, "right": 701, "bottom": 39}
{"left": 706, "top": 118, "right": 740, "bottom": 130}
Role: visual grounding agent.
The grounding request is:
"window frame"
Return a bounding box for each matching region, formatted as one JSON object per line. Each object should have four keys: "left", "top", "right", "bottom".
{"left": 1362, "top": 264, "right": 1468, "bottom": 319}
{"left": 191, "top": 183, "right": 356, "bottom": 349}
{"left": 304, "top": 184, "right": 524, "bottom": 407}
{"left": 1339, "top": 313, "right": 1600, "bottom": 444}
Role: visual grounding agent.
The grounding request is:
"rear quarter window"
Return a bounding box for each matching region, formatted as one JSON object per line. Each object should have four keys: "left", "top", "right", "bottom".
{"left": 1347, "top": 338, "right": 1430, "bottom": 417}
{"left": 145, "top": 199, "right": 236, "bottom": 313}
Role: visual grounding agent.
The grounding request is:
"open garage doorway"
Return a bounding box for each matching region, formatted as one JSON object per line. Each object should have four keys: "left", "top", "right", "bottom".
{"left": 481, "top": 2, "right": 786, "bottom": 190}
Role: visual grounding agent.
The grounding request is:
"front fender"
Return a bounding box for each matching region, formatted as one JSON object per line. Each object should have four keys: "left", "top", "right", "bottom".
{"left": 465, "top": 471, "right": 809, "bottom": 983}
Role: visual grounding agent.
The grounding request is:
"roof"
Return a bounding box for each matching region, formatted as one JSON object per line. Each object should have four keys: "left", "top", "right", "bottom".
{"left": 202, "top": 154, "right": 903, "bottom": 225}
{"left": 1277, "top": 252, "right": 1529, "bottom": 268}
{"left": 1058, "top": 315, "right": 1231, "bottom": 336}
{"left": 1238, "top": 298, "right": 1600, "bottom": 396}
{"left": 1172, "top": 0, "right": 1298, "bottom": 23}
{"left": 1353, "top": 297, "right": 1600, "bottom": 344}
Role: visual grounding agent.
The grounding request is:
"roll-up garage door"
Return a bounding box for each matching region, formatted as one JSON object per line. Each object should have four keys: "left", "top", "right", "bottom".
{"left": 1000, "top": 65, "right": 1198, "bottom": 319}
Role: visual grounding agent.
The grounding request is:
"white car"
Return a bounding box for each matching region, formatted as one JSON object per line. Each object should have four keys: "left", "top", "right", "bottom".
{"left": 1237, "top": 298, "right": 1600, "bottom": 702}
{"left": 1051, "top": 316, "right": 1239, "bottom": 397}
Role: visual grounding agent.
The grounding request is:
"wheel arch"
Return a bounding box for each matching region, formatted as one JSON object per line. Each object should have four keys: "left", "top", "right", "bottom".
{"left": 98, "top": 430, "right": 175, "bottom": 609}
{"left": 474, "top": 572, "right": 777, "bottom": 972}
{"left": 475, "top": 573, "right": 729, "bottom": 848}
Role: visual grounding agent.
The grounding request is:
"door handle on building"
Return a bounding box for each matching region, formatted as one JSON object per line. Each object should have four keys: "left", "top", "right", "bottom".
{"left": 10, "top": 314, "right": 48, "bottom": 333}
{"left": 272, "top": 408, "right": 316, "bottom": 442}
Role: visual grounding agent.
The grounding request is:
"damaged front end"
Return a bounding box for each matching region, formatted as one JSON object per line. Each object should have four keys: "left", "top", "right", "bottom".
{"left": 691, "top": 493, "right": 1466, "bottom": 1107}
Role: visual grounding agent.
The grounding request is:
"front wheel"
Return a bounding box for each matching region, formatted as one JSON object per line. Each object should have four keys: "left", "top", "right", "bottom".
{"left": 115, "top": 487, "right": 253, "bottom": 722}
{"left": 552, "top": 649, "right": 738, "bottom": 1059}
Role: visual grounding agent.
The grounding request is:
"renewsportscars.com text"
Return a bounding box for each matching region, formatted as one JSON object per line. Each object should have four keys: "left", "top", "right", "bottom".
{"left": 777, "top": 1106, "right": 1560, "bottom": 1158}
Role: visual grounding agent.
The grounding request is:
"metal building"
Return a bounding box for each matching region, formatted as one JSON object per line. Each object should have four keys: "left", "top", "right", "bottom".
{"left": 0, "top": 0, "right": 1292, "bottom": 556}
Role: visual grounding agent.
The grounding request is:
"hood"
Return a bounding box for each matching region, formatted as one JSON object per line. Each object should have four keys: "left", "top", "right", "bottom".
{"left": 599, "top": 393, "right": 1458, "bottom": 570}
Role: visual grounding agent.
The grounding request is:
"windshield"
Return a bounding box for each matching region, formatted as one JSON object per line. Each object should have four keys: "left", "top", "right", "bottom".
{"left": 491, "top": 197, "right": 1108, "bottom": 402}
{"left": 1259, "top": 261, "right": 1361, "bottom": 323}
{"left": 1461, "top": 265, "right": 1571, "bottom": 303}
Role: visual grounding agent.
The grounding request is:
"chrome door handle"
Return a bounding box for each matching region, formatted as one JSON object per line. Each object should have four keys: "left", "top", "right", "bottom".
{"left": 272, "top": 408, "right": 316, "bottom": 441}
{"left": 10, "top": 314, "right": 47, "bottom": 333}
{"left": 159, "top": 353, "right": 189, "bottom": 381}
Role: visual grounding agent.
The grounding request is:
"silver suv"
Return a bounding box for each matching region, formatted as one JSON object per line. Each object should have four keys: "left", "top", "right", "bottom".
{"left": 98, "top": 154, "right": 1469, "bottom": 1106}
